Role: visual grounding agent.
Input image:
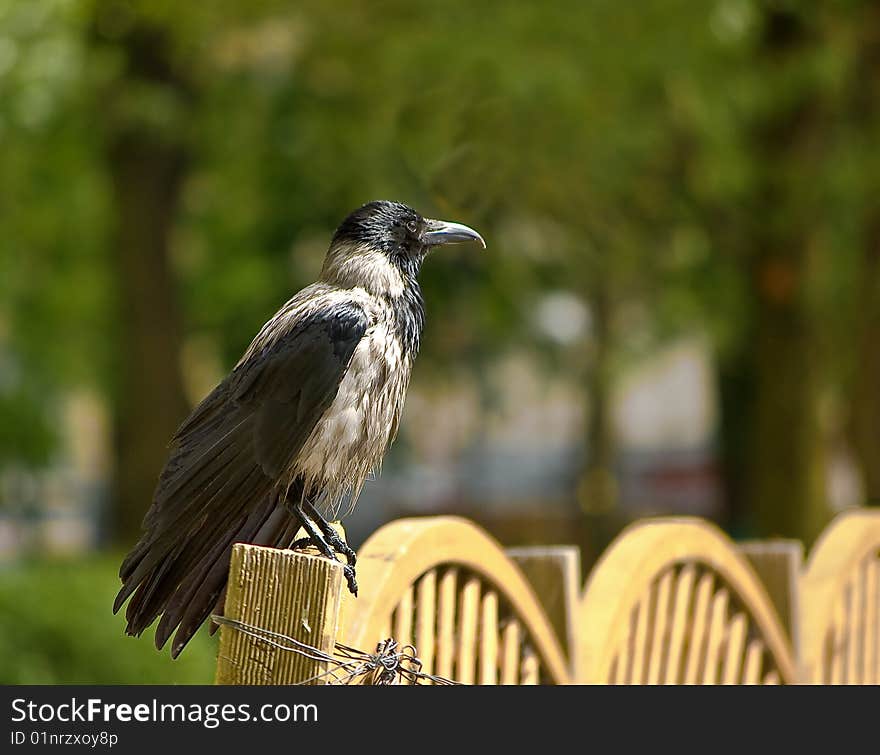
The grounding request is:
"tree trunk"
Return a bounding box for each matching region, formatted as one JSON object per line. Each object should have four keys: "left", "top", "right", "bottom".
{"left": 712, "top": 6, "right": 829, "bottom": 543}
{"left": 93, "top": 10, "right": 193, "bottom": 543}
{"left": 851, "top": 216, "right": 880, "bottom": 503}
{"left": 716, "top": 348, "right": 755, "bottom": 535}
{"left": 746, "top": 249, "right": 825, "bottom": 540}
{"left": 578, "top": 277, "right": 617, "bottom": 515}
{"left": 847, "top": 4, "right": 880, "bottom": 505}
{"left": 107, "top": 134, "right": 190, "bottom": 543}
{"left": 716, "top": 251, "right": 825, "bottom": 542}
{"left": 745, "top": 7, "right": 828, "bottom": 542}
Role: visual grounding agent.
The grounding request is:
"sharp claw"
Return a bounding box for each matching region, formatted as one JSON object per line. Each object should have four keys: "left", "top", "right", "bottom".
{"left": 326, "top": 534, "right": 357, "bottom": 567}
{"left": 343, "top": 565, "right": 358, "bottom": 597}
{"left": 288, "top": 529, "right": 357, "bottom": 594}
{"left": 290, "top": 537, "right": 313, "bottom": 551}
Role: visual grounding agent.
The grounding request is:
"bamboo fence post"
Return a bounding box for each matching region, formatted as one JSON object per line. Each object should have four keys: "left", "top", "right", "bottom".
{"left": 215, "top": 542, "right": 345, "bottom": 685}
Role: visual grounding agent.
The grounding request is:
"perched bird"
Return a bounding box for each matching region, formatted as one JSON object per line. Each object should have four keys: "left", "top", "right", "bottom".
{"left": 113, "top": 200, "right": 485, "bottom": 657}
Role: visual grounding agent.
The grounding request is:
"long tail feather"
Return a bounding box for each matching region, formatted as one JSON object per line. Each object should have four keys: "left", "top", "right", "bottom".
{"left": 113, "top": 399, "right": 299, "bottom": 656}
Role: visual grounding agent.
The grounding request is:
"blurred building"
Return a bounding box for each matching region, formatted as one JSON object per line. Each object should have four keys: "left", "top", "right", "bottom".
{"left": 1, "top": 335, "right": 727, "bottom": 560}
{"left": 348, "top": 336, "right": 723, "bottom": 550}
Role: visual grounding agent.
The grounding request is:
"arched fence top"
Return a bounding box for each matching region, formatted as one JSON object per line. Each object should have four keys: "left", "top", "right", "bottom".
{"left": 217, "top": 510, "right": 880, "bottom": 685}
{"left": 576, "top": 517, "right": 797, "bottom": 684}
{"left": 801, "top": 509, "right": 880, "bottom": 684}
{"left": 338, "top": 516, "right": 571, "bottom": 684}
{"left": 804, "top": 508, "right": 880, "bottom": 578}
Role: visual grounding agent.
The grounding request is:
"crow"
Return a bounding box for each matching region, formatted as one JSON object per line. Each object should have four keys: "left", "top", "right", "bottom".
{"left": 113, "top": 200, "right": 485, "bottom": 658}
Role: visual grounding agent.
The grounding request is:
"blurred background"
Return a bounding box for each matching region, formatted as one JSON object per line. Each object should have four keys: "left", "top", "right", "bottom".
{"left": 1, "top": 0, "right": 878, "bottom": 683}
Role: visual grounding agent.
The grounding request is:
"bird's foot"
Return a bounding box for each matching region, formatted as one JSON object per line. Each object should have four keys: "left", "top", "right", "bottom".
{"left": 289, "top": 536, "right": 358, "bottom": 597}
{"left": 324, "top": 529, "right": 357, "bottom": 569}
{"left": 290, "top": 536, "right": 316, "bottom": 551}
{"left": 319, "top": 525, "right": 358, "bottom": 596}
{"left": 343, "top": 565, "right": 358, "bottom": 596}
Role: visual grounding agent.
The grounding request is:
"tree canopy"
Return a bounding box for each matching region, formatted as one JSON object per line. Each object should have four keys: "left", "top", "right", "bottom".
{"left": 1, "top": 0, "right": 878, "bottom": 543}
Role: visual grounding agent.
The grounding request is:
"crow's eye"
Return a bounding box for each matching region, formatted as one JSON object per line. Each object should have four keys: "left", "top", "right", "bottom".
{"left": 406, "top": 220, "right": 418, "bottom": 234}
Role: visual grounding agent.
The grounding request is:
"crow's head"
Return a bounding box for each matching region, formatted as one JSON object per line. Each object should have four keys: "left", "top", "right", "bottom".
{"left": 322, "top": 200, "right": 484, "bottom": 294}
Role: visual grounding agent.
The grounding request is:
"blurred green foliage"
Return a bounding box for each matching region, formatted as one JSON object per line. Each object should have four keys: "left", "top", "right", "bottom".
{"left": 0, "top": 554, "right": 215, "bottom": 683}
{"left": 0, "top": 2, "right": 877, "bottom": 516}
{"left": 0, "top": 0, "right": 874, "bottom": 423}
{"left": 1, "top": 0, "right": 880, "bottom": 683}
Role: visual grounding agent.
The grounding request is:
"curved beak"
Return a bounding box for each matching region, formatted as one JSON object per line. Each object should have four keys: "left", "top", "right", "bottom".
{"left": 421, "top": 219, "right": 486, "bottom": 249}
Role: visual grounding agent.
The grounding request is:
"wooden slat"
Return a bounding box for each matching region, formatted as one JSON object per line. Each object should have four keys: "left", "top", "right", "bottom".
{"left": 621, "top": 608, "right": 636, "bottom": 684}
{"left": 577, "top": 518, "right": 798, "bottom": 685}
{"left": 609, "top": 654, "right": 622, "bottom": 685}
{"left": 415, "top": 570, "right": 437, "bottom": 680}
{"left": 393, "top": 586, "right": 414, "bottom": 685}
{"left": 456, "top": 576, "right": 481, "bottom": 684}
{"left": 338, "top": 516, "right": 570, "bottom": 686}
{"left": 379, "top": 619, "right": 391, "bottom": 645}
{"left": 721, "top": 613, "right": 747, "bottom": 684}
{"left": 683, "top": 573, "right": 714, "bottom": 684}
{"left": 821, "top": 629, "right": 834, "bottom": 684}
{"left": 702, "top": 589, "right": 729, "bottom": 684}
{"left": 738, "top": 540, "right": 803, "bottom": 657}
{"left": 479, "top": 591, "right": 499, "bottom": 685}
{"left": 664, "top": 565, "right": 696, "bottom": 684}
{"left": 506, "top": 546, "right": 580, "bottom": 663}
{"left": 851, "top": 567, "right": 867, "bottom": 685}
{"left": 829, "top": 596, "right": 846, "bottom": 685}
{"left": 799, "top": 510, "right": 880, "bottom": 685}
{"left": 436, "top": 569, "right": 457, "bottom": 680}
{"left": 628, "top": 595, "right": 651, "bottom": 684}
{"left": 393, "top": 586, "right": 414, "bottom": 645}
{"left": 520, "top": 646, "right": 539, "bottom": 685}
{"left": 840, "top": 580, "right": 856, "bottom": 684}
{"left": 742, "top": 639, "right": 764, "bottom": 684}
{"left": 646, "top": 570, "right": 673, "bottom": 685}
{"left": 500, "top": 621, "right": 521, "bottom": 685}
{"left": 867, "top": 558, "right": 879, "bottom": 685}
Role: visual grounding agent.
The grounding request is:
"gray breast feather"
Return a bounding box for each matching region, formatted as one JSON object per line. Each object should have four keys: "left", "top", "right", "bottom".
{"left": 294, "top": 316, "right": 412, "bottom": 514}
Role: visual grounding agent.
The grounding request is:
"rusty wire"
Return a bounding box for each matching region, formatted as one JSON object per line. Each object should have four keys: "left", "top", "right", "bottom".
{"left": 212, "top": 615, "right": 460, "bottom": 685}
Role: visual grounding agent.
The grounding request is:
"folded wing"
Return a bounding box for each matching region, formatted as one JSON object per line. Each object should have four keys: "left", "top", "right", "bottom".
{"left": 114, "top": 297, "right": 369, "bottom": 657}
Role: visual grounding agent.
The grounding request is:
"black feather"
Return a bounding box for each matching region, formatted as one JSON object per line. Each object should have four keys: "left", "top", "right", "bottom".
{"left": 113, "top": 301, "right": 368, "bottom": 654}
{"left": 112, "top": 200, "right": 472, "bottom": 657}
